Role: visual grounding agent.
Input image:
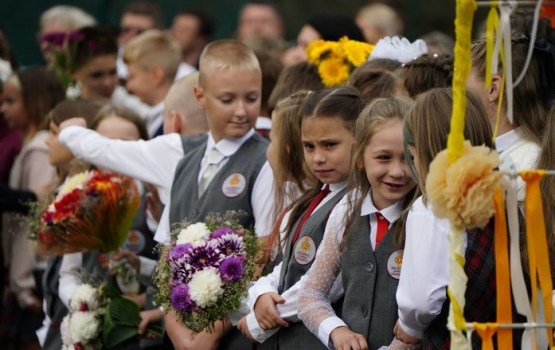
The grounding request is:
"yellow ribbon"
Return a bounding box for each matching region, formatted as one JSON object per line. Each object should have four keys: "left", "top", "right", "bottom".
{"left": 521, "top": 170, "right": 554, "bottom": 347}
{"left": 493, "top": 188, "right": 513, "bottom": 349}
{"left": 473, "top": 322, "right": 498, "bottom": 350}
{"left": 447, "top": 0, "right": 477, "bottom": 163}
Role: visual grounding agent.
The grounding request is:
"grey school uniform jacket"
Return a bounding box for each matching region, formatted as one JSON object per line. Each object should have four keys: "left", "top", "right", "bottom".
{"left": 170, "top": 132, "right": 268, "bottom": 350}
{"left": 258, "top": 188, "right": 346, "bottom": 350}
{"left": 341, "top": 216, "right": 402, "bottom": 350}
{"left": 42, "top": 256, "right": 66, "bottom": 350}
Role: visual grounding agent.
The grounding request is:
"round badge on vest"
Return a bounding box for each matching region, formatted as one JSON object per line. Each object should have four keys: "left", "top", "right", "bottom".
{"left": 387, "top": 250, "right": 403, "bottom": 279}
{"left": 123, "top": 230, "right": 146, "bottom": 254}
{"left": 293, "top": 236, "right": 317, "bottom": 265}
{"left": 222, "top": 173, "right": 247, "bottom": 198}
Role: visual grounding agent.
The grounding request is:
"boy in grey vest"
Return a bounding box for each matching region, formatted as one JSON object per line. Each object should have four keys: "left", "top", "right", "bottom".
{"left": 164, "top": 39, "right": 275, "bottom": 350}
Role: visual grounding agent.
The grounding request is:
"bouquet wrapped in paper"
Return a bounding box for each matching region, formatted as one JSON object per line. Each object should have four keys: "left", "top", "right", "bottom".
{"left": 61, "top": 283, "right": 161, "bottom": 349}
{"left": 30, "top": 170, "right": 140, "bottom": 255}
{"left": 154, "top": 211, "right": 258, "bottom": 332}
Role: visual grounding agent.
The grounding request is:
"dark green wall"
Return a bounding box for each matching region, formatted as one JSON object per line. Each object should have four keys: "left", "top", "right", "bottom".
{"left": 2, "top": 0, "right": 486, "bottom": 67}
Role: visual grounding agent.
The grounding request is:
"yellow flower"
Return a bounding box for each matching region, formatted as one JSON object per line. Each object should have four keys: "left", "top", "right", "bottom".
{"left": 342, "top": 39, "right": 374, "bottom": 67}
{"left": 318, "top": 57, "right": 350, "bottom": 87}
{"left": 306, "top": 40, "right": 338, "bottom": 64}
{"left": 426, "top": 141, "right": 502, "bottom": 229}
{"left": 58, "top": 171, "right": 91, "bottom": 197}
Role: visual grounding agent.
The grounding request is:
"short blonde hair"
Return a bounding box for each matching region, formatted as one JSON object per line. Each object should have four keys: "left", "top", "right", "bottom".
{"left": 123, "top": 29, "right": 181, "bottom": 82}
{"left": 40, "top": 5, "right": 96, "bottom": 33}
{"left": 165, "top": 73, "right": 208, "bottom": 131}
{"left": 198, "top": 39, "right": 260, "bottom": 86}
{"left": 357, "top": 3, "right": 403, "bottom": 37}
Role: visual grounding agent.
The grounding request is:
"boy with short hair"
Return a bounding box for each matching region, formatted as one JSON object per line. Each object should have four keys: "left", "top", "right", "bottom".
{"left": 124, "top": 30, "right": 182, "bottom": 137}
{"left": 165, "top": 39, "right": 274, "bottom": 350}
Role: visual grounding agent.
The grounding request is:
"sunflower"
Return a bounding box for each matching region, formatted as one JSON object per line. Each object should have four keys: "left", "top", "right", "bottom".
{"left": 318, "top": 57, "right": 350, "bottom": 87}
{"left": 341, "top": 38, "right": 374, "bottom": 67}
{"left": 306, "top": 40, "right": 338, "bottom": 64}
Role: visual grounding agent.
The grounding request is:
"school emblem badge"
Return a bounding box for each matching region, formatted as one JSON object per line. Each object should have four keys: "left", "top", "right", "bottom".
{"left": 294, "top": 236, "right": 316, "bottom": 265}
{"left": 222, "top": 173, "right": 246, "bottom": 197}
{"left": 387, "top": 250, "right": 403, "bottom": 279}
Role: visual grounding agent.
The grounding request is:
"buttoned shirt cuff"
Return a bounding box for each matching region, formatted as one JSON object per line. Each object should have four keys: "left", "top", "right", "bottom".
{"left": 246, "top": 312, "right": 278, "bottom": 343}
{"left": 247, "top": 284, "right": 278, "bottom": 310}
{"left": 397, "top": 319, "right": 424, "bottom": 339}
{"left": 319, "top": 316, "right": 348, "bottom": 349}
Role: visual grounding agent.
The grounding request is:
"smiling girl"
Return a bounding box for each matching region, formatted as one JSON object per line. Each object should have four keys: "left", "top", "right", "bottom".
{"left": 298, "top": 97, "right": 417, "bottom": 350}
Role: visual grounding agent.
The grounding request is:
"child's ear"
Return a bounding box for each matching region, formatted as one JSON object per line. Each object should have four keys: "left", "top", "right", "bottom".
{"left": 355, "top": 156, "right": 364, "bottom": 169}
{"left": 171, "top": 111, "right": 183, "bottom": 134}
{"left": 193, "top": 86, "right": 206, "bottom": 109}
{"left": 488, "top": 74, "right": 503, "bottom": 103}
{"left": 151, "top": 67, "right": 167, "bottom": 86}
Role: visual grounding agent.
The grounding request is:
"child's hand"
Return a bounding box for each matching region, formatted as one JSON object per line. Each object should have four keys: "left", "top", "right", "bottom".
{"left": 59, "top": 117, "right": 87, "bottom": 130}
{"left": 237, "top": 316, "right": 255, "bottom": 341}
{"left": 330, "top": 326, "right": 368, "bottom": 350}
{"left": 108, "top": 250, "right": 140, "bottom": 273}
{"left": 139, "top": 308, "right": 163, "bottom": 338}
{"left": 253, "top": 292, "right": 288, "bottom": 330}
{"left": 392, "top": 322, "right": 421, "bottom": 347}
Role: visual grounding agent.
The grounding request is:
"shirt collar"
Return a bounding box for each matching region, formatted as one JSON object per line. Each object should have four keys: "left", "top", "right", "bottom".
{"left": 145, "top": 102, "right": 164, "bottom": 122}
{"left": 326, "top": 181, "right": 347, "bottom": 194}
{"left": 360, "top": 191, "right": 403, "bottom": 223}
{"left": 206, "top": 129, "right": 255, "bottom": 157}
{"left": 495, "top": 127, "right": 523, "bottom": 154}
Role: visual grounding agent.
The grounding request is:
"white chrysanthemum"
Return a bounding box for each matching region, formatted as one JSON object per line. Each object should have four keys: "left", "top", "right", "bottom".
{"left": 60, "top": 314, "right": 73, "bottom": 345}
{"left": 69, "top": 311, "right": 100, "bottom": 342}
{"left": 176, "top": 222, "right": 210, "bottom": 245}
{"left": 188, "top": 268, "right": 224, "bottom": 308}
{"left": 57, "top": 171, "right": 91, "bottom": 198}
{"left": 69, "top": 283, "right": 99, "bottom": 312}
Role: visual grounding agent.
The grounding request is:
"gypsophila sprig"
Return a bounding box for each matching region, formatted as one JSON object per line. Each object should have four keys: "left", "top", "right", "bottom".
{"left": 154, "top": 211, "right": 258, "bottom": 332}
{"left": 306, "top": 36, "right": 375, "bottom": 87}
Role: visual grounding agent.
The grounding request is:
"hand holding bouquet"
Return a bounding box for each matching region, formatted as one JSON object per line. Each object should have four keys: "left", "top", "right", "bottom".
{"left": 154, "top": 211, "right": 258, "bottom": 332}
{"left": 30, "top": 170, "right": 140, "bottom": 255}
{"left": 61, "top": 283, "right": 162, "bottom": 349}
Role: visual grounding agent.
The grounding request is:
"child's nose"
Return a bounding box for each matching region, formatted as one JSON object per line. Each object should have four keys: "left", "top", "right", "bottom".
{"left": 314, "top": 148, "right": 326, "bottom": 163}
{"left": 389, "top": 161, "right": 407, "bottom": 177}
{"left": 234, "top": 100, "right": 247, "bottom": 117}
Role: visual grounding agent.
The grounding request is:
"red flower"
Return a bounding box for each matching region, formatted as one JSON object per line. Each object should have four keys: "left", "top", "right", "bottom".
{"left": 38, "top": 231, "right": 55, "bottom": 247}
{"left": 79, "top": 301, "right": 89, "bottom": 312}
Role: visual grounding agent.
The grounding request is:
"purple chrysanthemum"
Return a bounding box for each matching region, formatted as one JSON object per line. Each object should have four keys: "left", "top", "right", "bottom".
{"left": 188, "top": 244, "right": 221, "bottom": 270}
{"left": 170, "top": 243, "right": 193, "bottom": 261}
{"left": 217, "top": 234, "right": 244, "bottom": 256}
{"left": 170, "top": 284, "right": 195, "bottom": 312}
{"left": 210, "top": 227, "right": 234, "bottom": 239}
{"left": 219, "top": 256, "right": 244, "bottom": 282}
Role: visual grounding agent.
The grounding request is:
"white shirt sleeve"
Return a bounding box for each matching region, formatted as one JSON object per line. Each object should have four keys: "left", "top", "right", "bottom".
{"left": 396, "top": 197, "right": 450, "bottom": 338}
{"left": 153, "top": 206, "right": 171, "bottom": 243}
{"left": 297, "top": 201, "right": 348, "bottom": 347}
{"left": 59, "top": 126, "right": 183, "bottom": 204}
{"left": 58, "top": 253, "right": 83, "bottom": 308}
{"left": 247, "top": 262, "right": 282, "bottom": 310}
{"left": 251, "top": 161, "right": 276, "bottom": 237}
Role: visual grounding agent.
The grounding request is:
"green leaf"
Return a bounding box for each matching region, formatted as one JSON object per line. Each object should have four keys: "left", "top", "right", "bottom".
{"left": 108, "top": 297, "right": 141, "bottom": 326}
{"left": 103, "top": 325, "right": 139, "bottom": 349}
{"left": 103, "top": 297, "right": 142, "bottom": 348}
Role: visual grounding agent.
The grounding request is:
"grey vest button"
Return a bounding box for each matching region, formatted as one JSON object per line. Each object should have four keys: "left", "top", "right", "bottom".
{"left": 361, "top": 305, "right": 368, "bottom": 317}
{"left": 365, "top": 261, "right": 374, "bottom": 272}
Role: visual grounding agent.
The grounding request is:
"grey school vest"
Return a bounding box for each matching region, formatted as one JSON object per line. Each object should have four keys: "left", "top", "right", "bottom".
{"left": 341, "top": 216, "right": 401, "bottom": 350}
{"left": 258, "top": 189, "right": 346, "bottom": 350}
{"left": 170, "top": 133, "right": 268, "bottom": 227}
{"left": 179, "top": 133, "right": 208, "bottom": 154}
{"left": 170, "top": 133, "right": 267, "bottom": 350}
{"left": 42, "top": 256, "right": 67, "bottom": 350}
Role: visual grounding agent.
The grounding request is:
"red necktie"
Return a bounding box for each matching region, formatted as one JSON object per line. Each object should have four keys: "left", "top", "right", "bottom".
{"left": 291, "top": 186, "right": 331, "bottom": 246}
{"left": 375, "top": 212, "right": 390, "bottom": 247}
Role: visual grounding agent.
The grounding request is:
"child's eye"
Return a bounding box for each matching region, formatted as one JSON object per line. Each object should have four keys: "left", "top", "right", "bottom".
{"left": 303, "top": 143, "right": 314, "bottom": 151}
{"left": 324, "top": 142, "right": 337, "bottom": 149}
{"left": 377, "top": 155, "right": 391, "bottom": 160}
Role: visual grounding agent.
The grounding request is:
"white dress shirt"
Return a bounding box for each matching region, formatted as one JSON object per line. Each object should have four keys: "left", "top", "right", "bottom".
{"left": 495, "top": 128, "right": 541, "bottom": 202}
{"left": 396, "top": 196, "right": 453, "bottom": 339}
{"left": 58, "top": 252, "right": 83, "bottom": 308}
{"left": 297, "top": 191, "right": 403, "bottom": 347}
{"left": 245, "top": 182, "right": 347, "bottom": 343}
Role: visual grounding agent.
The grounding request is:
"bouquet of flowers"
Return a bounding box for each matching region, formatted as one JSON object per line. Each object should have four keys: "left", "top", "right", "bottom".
{"left": 154, "top": 211, "right": 258, "bottom": 332}
{"left": 61, "top": 283, "right": 161, "bottom": 349}
{"left": 306, "top": 36, "right": 375, "bottom": 87}
{"left": 30, "top": 170, "right": 140, "bottom": 255}
{"left": 40, "top": 31, "right": 83, "bottom": 97}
